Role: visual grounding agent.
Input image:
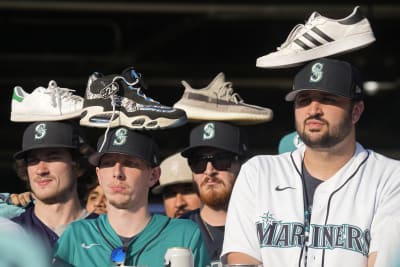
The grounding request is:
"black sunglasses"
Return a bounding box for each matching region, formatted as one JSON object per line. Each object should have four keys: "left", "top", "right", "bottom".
{"left": 188, "top": 153, "right": 239, "bottom": 174}
{"left": 111, "top": 246, "right": 126, "bottom": 266}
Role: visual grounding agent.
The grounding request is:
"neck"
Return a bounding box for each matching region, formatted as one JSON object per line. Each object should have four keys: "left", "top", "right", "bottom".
{"left": 107, "top": 205, "right": 151, "bottom": 238}
{"left": 303, "top": 138, "right": 356, "bottom": 181}
{"left": 34, "top": 195, "right": 84, "bottom": 231}
{"left": 200, "top": 205, "right": 227, "bottom": 226}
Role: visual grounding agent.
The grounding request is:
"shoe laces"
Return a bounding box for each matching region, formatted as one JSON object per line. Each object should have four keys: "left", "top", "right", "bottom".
{"left": 98, "top": 94, "right": 120, "bottom": 153}
{"left": 46, "top": 80, "right": 82, "bottom": 111}
{"left": 100, "top": 75, "right": 159, "bottom": 104}
{"left": 277, "top": 12, "right": 320, "bottom": 51}
{"left": 215, "top": 82, "right": 244, "bottom": 104}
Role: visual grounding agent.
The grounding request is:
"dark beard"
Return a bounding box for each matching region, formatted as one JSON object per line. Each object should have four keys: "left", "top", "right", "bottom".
{"left": 297, "top": 109, "right": 353, "bottom": 149}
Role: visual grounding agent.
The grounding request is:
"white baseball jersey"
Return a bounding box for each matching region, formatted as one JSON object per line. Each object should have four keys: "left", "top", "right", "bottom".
{"left": 222, "top": 143, "right": 400, "bottom": 267}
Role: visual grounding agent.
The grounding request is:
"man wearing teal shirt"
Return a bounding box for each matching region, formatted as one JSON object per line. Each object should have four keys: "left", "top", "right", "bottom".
{"left": 53, "top": 127, "right": 210, "bottom": 267}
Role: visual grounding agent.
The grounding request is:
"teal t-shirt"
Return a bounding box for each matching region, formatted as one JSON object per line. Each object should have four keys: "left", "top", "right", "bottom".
{"left": 53, "top": 214, "right": 210, "bottom": 267}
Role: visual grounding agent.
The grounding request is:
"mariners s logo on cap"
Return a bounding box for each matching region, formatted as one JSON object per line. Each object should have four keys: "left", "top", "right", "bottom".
{"left": 202, "top": 123, "right": 215, "bottom": 140}
{"left": 310, "top": 62, "right": 324, "bottom": 83}
{"left": 34, "top": 123, "right": 47, "bottom": 140}
{"left": 113, "top": 128, "right": 128, "bottom": 146}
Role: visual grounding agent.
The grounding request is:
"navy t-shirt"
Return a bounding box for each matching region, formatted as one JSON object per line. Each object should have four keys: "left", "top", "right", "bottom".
{"left": 180, "top": 208, "right": 224, "bottom": 261}
{"left": 12, "top": 204, "right": 97, "bottom": 249}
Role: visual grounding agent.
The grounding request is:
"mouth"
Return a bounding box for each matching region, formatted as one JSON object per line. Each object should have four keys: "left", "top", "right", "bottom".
{"left": 305, "top": 119, "right": 324, "bottom": 129}
{"left": 175, "top": 210, "right": 186, "bottom": 217}
{"left": 35, "top": 179, "right": 53, "bottom": 187}
{"left": 109, "top": 185, "right": 127, "bottom": 193}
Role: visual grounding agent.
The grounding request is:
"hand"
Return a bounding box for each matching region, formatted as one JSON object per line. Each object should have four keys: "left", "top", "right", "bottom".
{"left": 9, "top": 192, "right": 32, "bottom": 207}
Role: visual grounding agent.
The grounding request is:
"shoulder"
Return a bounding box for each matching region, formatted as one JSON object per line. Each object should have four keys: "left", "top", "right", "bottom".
{"left": 243, "top": 153, "right": 295, "bottom": 169}
{"left": 154, "top": 214, "right": 199, "bottom": 230}
{"left": 62, "top": 214, "right": 98, "bottom": 235}
{"left": 11, "top": 205, "right": 33, "bottom": 223}
{"left": 0, "top": 217, "right": 25, "bottom": 234}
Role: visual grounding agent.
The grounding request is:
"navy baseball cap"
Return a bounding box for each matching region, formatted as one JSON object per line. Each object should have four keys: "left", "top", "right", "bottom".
{"left": 89, "top": 127, "right": 160, "bottom": 167}
{"left": 14, "top": 121, "right": 81, "bottom": 159}
{"left": 181, "top": 121, "right": 248, "bottom": 158}
{"left": 285, "top": 58, "right": 364, "bottom": 101}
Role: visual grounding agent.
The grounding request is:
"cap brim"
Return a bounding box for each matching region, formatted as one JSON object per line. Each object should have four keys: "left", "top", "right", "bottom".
{"left": 89, "top": 151, "right": 155, "bottom": 167}
{"left": 285, "top": 89, "right": 322, "bottom": 101}
{"left": 285, "top": 88, "right": 355, "bottom": 102}
{"left": 13, "top": 144, "right": 78, "bottom": 159}
{"left": 152, "top": 180, "right": 194, "bottom": 195}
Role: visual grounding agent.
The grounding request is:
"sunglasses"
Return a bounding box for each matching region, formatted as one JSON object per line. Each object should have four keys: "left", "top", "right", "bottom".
{"left": 188, "top": 153, "right": 239, "bottom": 174}
{"left": 111, "top": 247, "right": 126, "bottom": 266}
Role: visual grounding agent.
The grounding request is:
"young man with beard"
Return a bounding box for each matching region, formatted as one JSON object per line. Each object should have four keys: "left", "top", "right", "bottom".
{"left": 181, "top": 121, "right": 248, "bottom": 263}
{"left": 222, "top": 58, "right": 400, "bottom": 267}
{"left": 12, "top": 121, "right": 97, "bottom": 250}
{"left": 53, "top": 127, "right": 209, "bottom": 267}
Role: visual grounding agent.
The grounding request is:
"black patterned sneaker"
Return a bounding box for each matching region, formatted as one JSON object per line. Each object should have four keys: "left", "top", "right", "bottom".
{"left": 79, "top": 68, "right": 187, "bottom": 129}
{"left": 256, "top": 6, "right": 376, "bottom": 68}
{"left": 173, "top": 72, "right": 273, "bottom": 125}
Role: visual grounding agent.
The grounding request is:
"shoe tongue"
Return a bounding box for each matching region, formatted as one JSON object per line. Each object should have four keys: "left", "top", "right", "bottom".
{"left": 208, "top": 72, "right": 226, "bottom": 89}
{"left": 121, "top": 67, "right": 147, "bottom": 90}
{"left": 308, "top": 11, "right": 321, "bottom": 22}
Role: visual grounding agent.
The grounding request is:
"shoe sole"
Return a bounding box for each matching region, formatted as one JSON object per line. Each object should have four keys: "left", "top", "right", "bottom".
{"left": 256, "top": 32, "right": 376, "bottom": 68}
{"left": 174, "top": 102, "right": 273, "bottom": 125}
{"left": 10, "top": 110, "right": 83, "bottom": 122}
{"left": 80, "top": 106, "right": 187, "bottom": 129}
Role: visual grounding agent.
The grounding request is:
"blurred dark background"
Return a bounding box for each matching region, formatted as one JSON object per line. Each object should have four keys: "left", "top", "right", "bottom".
{"left": 0, "top": 1, "right": 399, "bottom": 193}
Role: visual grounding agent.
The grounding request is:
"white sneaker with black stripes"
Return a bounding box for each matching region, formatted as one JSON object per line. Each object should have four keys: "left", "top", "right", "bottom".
{"left": 256, "top": 6, "right": 376, "bottom": 69}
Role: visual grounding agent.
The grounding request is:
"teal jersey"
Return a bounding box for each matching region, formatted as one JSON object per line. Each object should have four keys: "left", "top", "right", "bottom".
{"left": 53, "top": 214, "right": 210, "bottom": 267}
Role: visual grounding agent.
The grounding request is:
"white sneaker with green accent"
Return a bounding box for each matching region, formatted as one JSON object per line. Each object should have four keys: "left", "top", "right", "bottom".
{"left": 10, "top": 80, "right": 84, "bottom": 122}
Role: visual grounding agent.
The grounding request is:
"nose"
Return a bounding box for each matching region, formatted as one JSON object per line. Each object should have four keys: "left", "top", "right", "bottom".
{"left": 95, "top": 196, "right": 107, "bottom": 208}
{"left": 204, "top": 161, "right": 217, "bottom": 175}
{"left": 35, "top": 161, "right": 49, "bottom": 175}
{"left": 175, "top": 193, "right": 187, "bottom": 208}
{"left": 307, "top": 100, "right": 323, "bottom": 116}
{"left": 112, "top": 162, "right": 125, "bottom": 180}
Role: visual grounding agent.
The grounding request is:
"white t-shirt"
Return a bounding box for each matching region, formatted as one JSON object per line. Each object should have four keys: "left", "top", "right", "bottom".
{"left": 222, "top": 143, "right": 400, "bottom": 267}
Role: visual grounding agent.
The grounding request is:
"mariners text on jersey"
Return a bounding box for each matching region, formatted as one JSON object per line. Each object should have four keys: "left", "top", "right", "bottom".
{"left": 256, "top": 213, "right": 370, "bottom": 256}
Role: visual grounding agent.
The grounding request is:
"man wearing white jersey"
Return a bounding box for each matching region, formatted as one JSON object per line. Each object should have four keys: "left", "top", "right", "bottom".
{"left": 222, "top": 58, "right": 400, "bottom": 267}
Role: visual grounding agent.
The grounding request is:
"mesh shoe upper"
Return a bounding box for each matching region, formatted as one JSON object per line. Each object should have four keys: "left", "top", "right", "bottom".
{"left": 173, "top": 72, "right": 273, "bottom": 125}
{"left": 80, "top": 67, "right": 187, "bottom": 129}
{"left": 10, "top": 80, "right": 84, "bottom": 122}
{"left": 256, "top": 6, "right": 376, "bottom": 69}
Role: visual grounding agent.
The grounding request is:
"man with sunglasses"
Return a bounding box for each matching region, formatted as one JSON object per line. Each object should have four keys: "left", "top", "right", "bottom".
{"left": 52, "top": 127, "right": 210, "bottom": 267}
{"left": 180, "top": 121, "right": 248, "bottom": 264}
{"left": 221, "top": 58, "right": 400, "bottom": 267}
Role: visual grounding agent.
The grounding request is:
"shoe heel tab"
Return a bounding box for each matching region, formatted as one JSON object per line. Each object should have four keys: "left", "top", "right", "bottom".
{"left": 340, "top": 6, "right": 365, "bottom": 25}
{"left": 181, "top": 80, "right": 193, "bottom": 90}
{"left": 12, "top": 86, "right": 25, "bottom": 102}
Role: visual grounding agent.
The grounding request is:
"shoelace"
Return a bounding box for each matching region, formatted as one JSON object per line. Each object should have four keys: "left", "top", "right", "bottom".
{"left": 277, "top": 12, "right": 320, "bottom": 50}
{"left": 46, "top": 80, "right": 82, "bottom": 114}
{"left": 215, "top": 82, "right": 244, "bottom": 104}
{"left": 98, "top": 75, "right": 156, "bottom": 152}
